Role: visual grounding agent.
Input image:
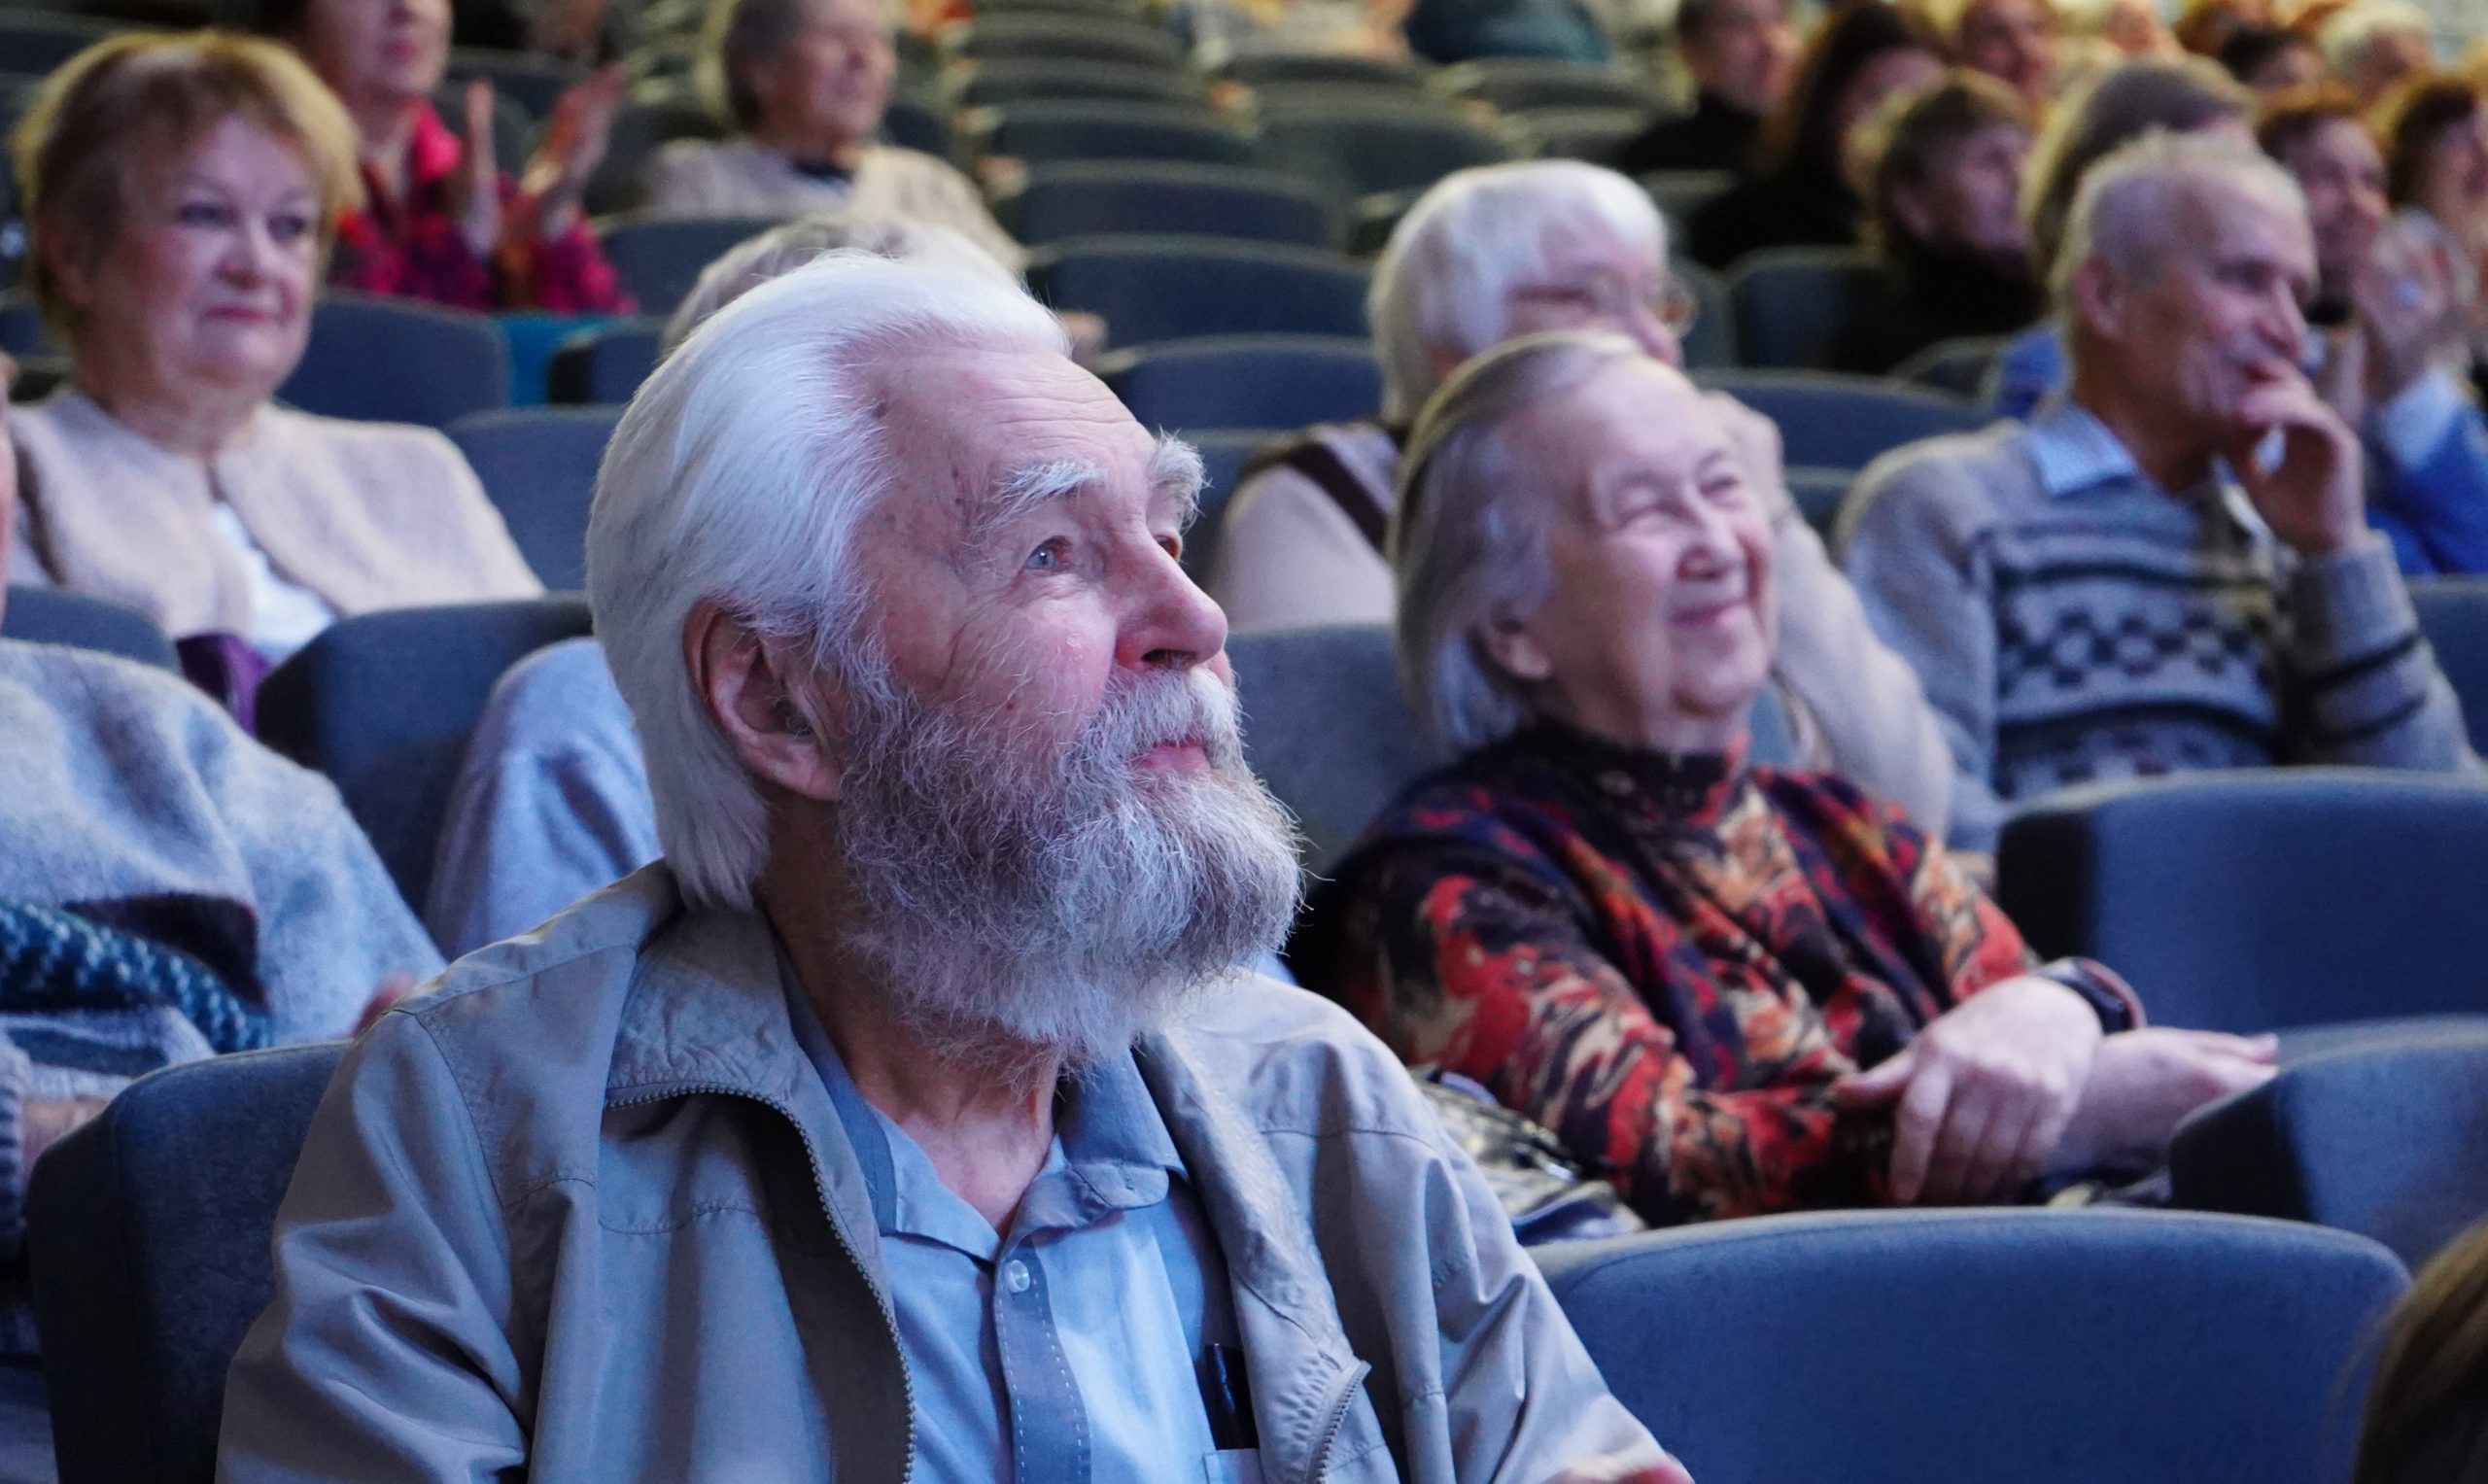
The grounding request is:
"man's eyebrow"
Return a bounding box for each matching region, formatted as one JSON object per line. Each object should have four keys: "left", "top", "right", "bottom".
{"left": 1148, "top": 435, "right": 1206, "bottom": 531}
{"left": 969, "top": 456, "right": 1102, "bottom": 543}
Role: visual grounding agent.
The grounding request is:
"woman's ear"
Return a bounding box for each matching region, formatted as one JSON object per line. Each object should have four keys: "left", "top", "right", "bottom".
{"left": 1475, "top": 613, "right": 1554, "bottom": 685}
{"left": 684, "top": 600, "right": 847, "bottom": 802}
{"left": 42, "top": 222, "right": 94, "bottom": 310}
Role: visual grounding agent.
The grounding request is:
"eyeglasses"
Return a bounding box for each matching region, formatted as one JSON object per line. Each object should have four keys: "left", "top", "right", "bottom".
{"left": 1508, "top": 267, "right": 1702, "bottom": 338}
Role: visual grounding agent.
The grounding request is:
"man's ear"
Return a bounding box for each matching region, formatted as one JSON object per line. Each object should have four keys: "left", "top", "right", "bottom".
{"left": 684, "top": 599, "right": 847, "bottom": 802}
{"left": 2065, "top": 256, "right": 2124, "bottom": 342}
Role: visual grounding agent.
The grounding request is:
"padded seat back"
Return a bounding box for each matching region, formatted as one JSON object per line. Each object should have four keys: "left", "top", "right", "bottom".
{"left": 597, "top": 213, "right": 790, "bottom": 314}
{"left": 276, "top": 294, "right": 509, "bottom": 428}
{"left": 968, "top": 100, "right": 1258, "bottom": 166}
{"left": 1179, "top": 428, "right": 1276, "bottom": 580}
{"left": 950, "top": 17, "right": 1188, "bottom": 67}
{"left": 1538, "top": 1208, "right": 2407, "bottom": 1484}
{"left": 1255, "top": 104, "right": 1512, "bottom": 201}
{"left": 1, "top": 589, "right": 177, "bottom": 671}
{"left": 1432, "top": 57, "right": 1662, "bottom": 112}
{"left": 1693, "top": 369, "right": 1985, "bottom": 471}
{"left": 30, "top": 1042, "right": 349, "bottom": 1484}
{"left": 950, "top": 58, "right": 1212, "bottom": 109}
{"left": 256, "top": 598, "right": 596, "bottom": 908}
{"left": 1226, "top": 623, "right": 1438, "bottom": 873}
{"left": 1026, "top": 234, "right": 1369, "bottom": 346}
{"left": 446, "top": 406, "right": 624, "bottom": 590}
{"left": 2409, "top": 576, "right": 2488, "bottom": 745}
{"left": 1891, "top": 332, "right": 2012, "bottom": 398}
{"left": 996, "top": 161, "right": 1334, "bottom": 247}
{"left": 1101, "top": 334, "right": 1380, "bottom": 431}
{"left": 547, "top": 317, "right": 664, "bottom": 403}
{"left": 1727, "top": 244, "right": 1881, "bottom": 369}
{"left": 1216, "top": 53, "right": 1428, "bottom": 89}
{"left": 2173, "top": 1027, "right": 2488, "bottom": 1267}
{"left": 1996, "top": 770, "right": 2488, "bottom": 1033}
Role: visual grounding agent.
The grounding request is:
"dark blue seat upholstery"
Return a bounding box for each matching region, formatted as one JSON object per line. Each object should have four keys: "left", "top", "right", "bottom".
{"left": 1255, "top": 103, "right": 1512, "bottom": 202}
{"left": 276, "top": 294, "right": 509, "bottom": 428}
{"left": 2409, "top": 577, "right": 2488, "bottom": 745}
{"left": 1215, "top": 53, "right": 1427, "bottom": 89}
{"left": 1101, "top": 334, "right": 1379, "bottom": 432}
{"left": 442, "top": 47, "right": 581, "bottom": 117}
{"left": 1, "top": 589, "right": 177, "bottom": 671}
{"left": 995, "top": 161, "right": 1335, "bottom": 247}
{"left": 1694, "top": 369, "right": 1984, "bottom": 471}
{"left": 546, "top": 317, "right": 663, "bottom": 403}
{"left": 597, "top": 213, "right": 789, "bottom": 314}
{"left": 29, "top": 1042, "right": 349, "bottom": 1484}
{"left": 1432, "top": 57, "right": 1663, "bottom": 112}
{"left": 1726, "top": 244, "right": 1881, "bottom": 369}
{"left": 882, "top": 93, "right": 952, "bottom": 157}
{"left": 1782, "top": 465, "right": 1849, "bottom": 536}
{"left": 950, "top": 59, "right": 1212, "bottom": 109}
{"left": 2173, "top": 1027, "right": 2488, "bottom": 1268}
{"left": 1027, "top": 235, "right": 1369, "bottom": 346}
{"left": 256, "top": 598, "right": 595, "bottom": 908}
{"left": 446, "top": 406, "right": 622, "bottom": 590}
{"left": 1512, "top": 106, "right": 1645, "bottom": 162}
{"left": 1672, "top": 259, "right": 1733, "bottom": 369}
{"left": 1640, "top": 169, "right": 1734, "bottom": 232}
{"left": 1996, "top": 770, "right": 2488, "bottom": 1033}
{"left": 949, "top": 17, "right": 1188, "bottom": 67}
{"left": 967, "top": 100, "right": 1257, "bottom": 167}
{"left": 1538, "top": 1208, "right": 2408, "bottom": 1484}
{"left": 1891, "top": 332, "right": 2011, "bottom": 398}
{"left": 0, "top": 15, "right": 121, "bottom": 77}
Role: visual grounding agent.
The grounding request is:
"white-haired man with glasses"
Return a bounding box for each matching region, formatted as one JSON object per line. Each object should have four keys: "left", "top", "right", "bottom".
{"left": 1211, "top": 158, "right": 1959, "bottom": 834}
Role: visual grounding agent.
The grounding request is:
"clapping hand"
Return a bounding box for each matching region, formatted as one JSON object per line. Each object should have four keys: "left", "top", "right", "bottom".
{"left": 1834, "top": 977, "right": 2103, "bottom": 1204}
{"left": 513, "top": 63, "right": 627, "bottom": 242}
{"left": 448, "top": 79, "right": 501, "bottom": 260}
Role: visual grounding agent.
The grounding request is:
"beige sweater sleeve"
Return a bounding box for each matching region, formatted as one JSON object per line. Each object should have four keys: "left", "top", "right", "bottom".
{"left": 1206, "top": 463, "right": 1397, "bottom": 635}
{"left": 1767, "top": 496, "right": 1957, "bottom": 836}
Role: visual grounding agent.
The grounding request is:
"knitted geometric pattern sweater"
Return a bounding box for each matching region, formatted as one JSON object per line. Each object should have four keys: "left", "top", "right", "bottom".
{"left": 1838, "top": 410, "right": 2476, "bottom": 849}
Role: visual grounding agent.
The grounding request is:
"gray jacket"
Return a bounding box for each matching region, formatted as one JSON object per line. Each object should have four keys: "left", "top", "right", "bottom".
{"left": 218, "top": 865, "right": 1662, "bottom": 1483}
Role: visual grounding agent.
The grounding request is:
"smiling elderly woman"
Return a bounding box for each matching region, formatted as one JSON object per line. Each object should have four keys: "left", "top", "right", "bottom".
{"left": 1291, "top": 331, "right": 2277, "bottom": 1225}
{"left": 3, "top": 33, "right": 540, "bottom": 710}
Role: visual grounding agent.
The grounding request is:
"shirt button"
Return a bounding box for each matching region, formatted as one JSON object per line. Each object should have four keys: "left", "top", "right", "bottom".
{"left": 1002, "top": 1260, "right": 1032, "bottom": 1294}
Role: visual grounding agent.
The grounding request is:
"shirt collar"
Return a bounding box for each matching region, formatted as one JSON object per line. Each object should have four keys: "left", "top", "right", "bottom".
{"left": 2023, "top": 397, "right": 2146, "bottom": 500}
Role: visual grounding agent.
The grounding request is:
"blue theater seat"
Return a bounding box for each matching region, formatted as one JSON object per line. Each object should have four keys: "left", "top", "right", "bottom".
{"left": 1726, "top": 244, "right": 1882, "bottom": 370}
{"left": 1100, "top": 334, "right": 1380, "bottom": 433}
{"left": 1255, "top": 100, "right": 1513, "bottom": 202}
{"left": 255, "top": 597, "right": 595, "bottom": 908}
{"left": 966, "top": 100, "right": 1259, "bottom": 168}
{"left": 1694, "top": 369, "right": 1986, "bottom": 472}
{"left": 30, "top": 1042, "right": 348, "bottom": 1484}
{"left": 275, "top": 294, "right": 509, "bottom": 429}
{"left": 994, "top": 160, "right": 1336, "bottom": 248}
{"left": 1538, "top": 1208, "right": 2407, "bottom": 1484}
{"left": 546, "top": 317, "right": 664, "bottom": 403}
{"left": 0, "top": 589, "right": 177, "bottom": 672}
{"left": 446, "top": 406, "right": 623, "bottom": 591}
{"left": 598, "top": 212, "right": 790, "bottom": 315}
{"left": 1027, "top": 235, "right": 1370, "bottom": 346}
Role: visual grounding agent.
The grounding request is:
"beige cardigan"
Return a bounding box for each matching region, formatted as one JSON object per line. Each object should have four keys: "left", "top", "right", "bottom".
{"left": 1208, "top": 422, "right": 1960, "bottom": 837}
{"left": 9, "top": 390, "right": 542, "bottom": 640}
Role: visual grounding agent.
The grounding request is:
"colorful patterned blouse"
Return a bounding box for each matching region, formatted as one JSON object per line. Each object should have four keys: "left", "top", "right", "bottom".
{"left": 1292, "top": 722, "right": 2137, "bottom": 1226}
{"left": 332, "top": 107, "right": 631, "bottom": 315}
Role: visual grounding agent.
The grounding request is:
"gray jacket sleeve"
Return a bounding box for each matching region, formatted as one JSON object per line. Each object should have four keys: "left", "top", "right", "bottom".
{"left": 2281, "top": 533, "right": 2479, "bottom": 772}
{"left": 1766, "top": 495, "right": 1956, "bottom": 836}
{"left": 218, "top": 1012, "right": 527, "bottom": 1483}
{"left": 1836, "top": 451, "right": 2013, "bottom": 851}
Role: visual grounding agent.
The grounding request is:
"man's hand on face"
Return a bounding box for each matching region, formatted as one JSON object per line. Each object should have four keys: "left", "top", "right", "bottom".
{"left": 1832, "top": 977, "right": 2104, "bottom": 1205}
{"left": 2227, "top": 363, "right": 2367, "bottom": 558}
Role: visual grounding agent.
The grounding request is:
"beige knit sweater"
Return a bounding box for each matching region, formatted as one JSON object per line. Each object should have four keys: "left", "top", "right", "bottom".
{"left": 8, "top": 389, "right": 542, "bottom": 641}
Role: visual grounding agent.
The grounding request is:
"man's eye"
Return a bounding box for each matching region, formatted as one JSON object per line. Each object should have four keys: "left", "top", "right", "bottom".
{"left": 1024, "top": 540, "right": 1066, "bottom": 571}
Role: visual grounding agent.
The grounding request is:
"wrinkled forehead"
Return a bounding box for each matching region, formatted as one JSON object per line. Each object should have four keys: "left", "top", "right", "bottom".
{"left": 1519, "top": 359, "right": 1726, "bottom": 496}
{"left": 867, "top": 344, "right": 1192, "bottom": 541}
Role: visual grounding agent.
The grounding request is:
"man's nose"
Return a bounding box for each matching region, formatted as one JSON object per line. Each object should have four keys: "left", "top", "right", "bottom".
{"left": 1118, "top": 542, "right": 1227, "bottom": 673}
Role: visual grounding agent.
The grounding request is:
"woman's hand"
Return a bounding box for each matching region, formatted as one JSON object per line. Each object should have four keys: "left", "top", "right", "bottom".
{"left": 2050, "top": 1027, "right": 2277, "bottom": 1173}
{"left": 512, "top": 63, "right": 626, "bottom": 243}
{"left": 449, "top": 79, "right": 502, "bottom": 260}
{"left": 2356, "top": 224, "right": 2460, "bottom": 409}
{"left": 1834, "top": 977, "right": 2104, "bottom": 1205}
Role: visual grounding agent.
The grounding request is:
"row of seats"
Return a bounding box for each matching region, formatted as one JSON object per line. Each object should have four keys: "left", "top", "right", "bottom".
{"left": 20, "top": 1040, "right": 2424, "bottom": 1482}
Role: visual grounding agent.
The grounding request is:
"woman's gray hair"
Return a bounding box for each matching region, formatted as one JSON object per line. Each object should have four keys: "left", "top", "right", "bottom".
{"left": 660, "top": 213, "right": 1016, "bottom": 353}
{"left": 1392, "top": 330, "right": 1648, "bottom": 755}
{"left": 587, "top": 253, "right": 1068, "bottom": 909}
{"left": 2054, "top": 126, "right": 2306, "bottom": 305}
{"left": 1369, "top": 160, "right": 1667, "bottom": 423}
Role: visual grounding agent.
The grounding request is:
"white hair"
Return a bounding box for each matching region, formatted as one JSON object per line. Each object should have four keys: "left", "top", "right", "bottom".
{"left": 2320, "top": 0, "right": 2432, "bottom": 75}
{"left": 1369, "top": 160, "right": 1668, "bottom": 422}
{"left": 659, "top": 214, "right": 1017, "bottom": 355}
{"left": 1393, "top": 330, "right": 1649, "bottom": 753}
{"left": 2054, "top": 127, "right": 2308, "bottom": 307}
{"left": 586, "top": 254, "right": 1069, "bottom": 909}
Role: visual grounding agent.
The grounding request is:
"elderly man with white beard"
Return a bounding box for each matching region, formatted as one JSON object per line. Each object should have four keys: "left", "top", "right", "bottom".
{"left": 216, "top": 255, "right": 1685, "bottom": 1484}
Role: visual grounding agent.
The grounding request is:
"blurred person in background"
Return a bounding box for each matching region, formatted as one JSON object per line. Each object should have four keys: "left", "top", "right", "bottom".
{"left": 2220, "top": 20, "right": 2328, "bottom": 88}
{"left": 1989, "top": 55, "right": 2253, "bottom": 413}
{"left": 1841, "top": 132, "right": 2475, "bottom": 849}
{"left": 4, "top": 32, "right": 538, "bottom": 719}
{"left": 2323, "top": 0, "right": 2434, "bottom": 104}
{"left": 2263, "top": 86, "right": 2488, "bottom": 572}
{"left": 640, "top": 0, "right": 1023, "bottom": 272}
{"left": 1611, "top": 0, "right": 1797, "bottom": 174}
{"left": 2354, "top": 1217, "right": 2488, "bottom": 1484}
{"left": 2176, "top": 0, "right": 2270, "bottom": 55}
{"left": 1292, "top": 332, "right": 2275, "bottom": 1225}
{"left": 1935, "top": 0, "right": 2060, "bottom": 107}
{"left": 1215, "top": 160, "right": 1960, "bottom": 833}
{"left": 427, "top": 214, "right": 1017, "bottom": 956}
{"left": 1685, "top": 2, "right": 1948, "bottom": 266}
{"left": 2373, "top": 74, "right": 2488, "bottom": 346}
{"left": 268, "top": 0, "right": 633, "bottom": 310}
{"left": 1833, "top": 72, "right": 2042, "bottom": 373}
{"left": 2061, "top": 0, "right": 2182, "bottom": 59}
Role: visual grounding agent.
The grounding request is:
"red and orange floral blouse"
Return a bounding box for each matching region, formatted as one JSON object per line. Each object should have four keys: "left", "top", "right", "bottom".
{"left": 332, "top": 106, "right": 630, "bottom": 315}
{"left": 1292, "top": 721, "right": 2137, "bottom": 1226}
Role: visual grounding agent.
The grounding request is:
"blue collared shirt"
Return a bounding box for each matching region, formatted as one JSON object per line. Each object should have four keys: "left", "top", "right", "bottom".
{"left": 2020, "top": 397, "right": 2272, "bottom": 541}
{"left": 782, "top": 974, "right": 1245, "bottom": 1484}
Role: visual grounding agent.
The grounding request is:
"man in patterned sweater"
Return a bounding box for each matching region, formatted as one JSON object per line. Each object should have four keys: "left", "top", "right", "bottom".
{"left": 1840, "top": 129, "right": 2476, "bottom": 850}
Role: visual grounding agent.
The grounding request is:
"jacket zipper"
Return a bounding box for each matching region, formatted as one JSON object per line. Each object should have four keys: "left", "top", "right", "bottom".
{"left": 608, "top": 1083, "right": 917, "bottom": 1484}
{"left": 1305, "top": 1360, "right": 1371, "bottom": 1483}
